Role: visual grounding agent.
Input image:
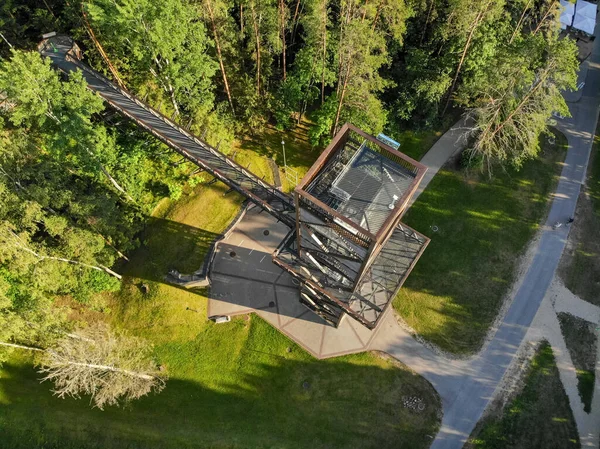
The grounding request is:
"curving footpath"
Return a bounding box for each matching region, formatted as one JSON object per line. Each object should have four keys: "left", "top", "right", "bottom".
{"left": 372, "top": 19, "right": 600, "bottom": 449}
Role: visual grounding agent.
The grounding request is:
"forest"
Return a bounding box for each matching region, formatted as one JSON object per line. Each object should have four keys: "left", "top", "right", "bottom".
{"left": 0, "top": 0, "right": 578, "bottom": 405}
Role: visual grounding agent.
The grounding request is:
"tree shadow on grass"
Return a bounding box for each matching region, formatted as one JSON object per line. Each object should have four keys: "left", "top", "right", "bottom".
{"left": 465, "top": 341, "right": 580, "bottom": 449}
{"left": 394, "top": 136, "right": 569, "bottom": 353}
{"left": 0, "top": 344, "right": 442, "bottom": 449}
{"left": 120, "top": 216, "right": 222, "bottom": 282}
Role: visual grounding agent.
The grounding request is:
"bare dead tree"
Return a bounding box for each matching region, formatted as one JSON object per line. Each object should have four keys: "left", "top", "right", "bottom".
{"left": 36, "top": 324, "right": 166, "bottom": 409}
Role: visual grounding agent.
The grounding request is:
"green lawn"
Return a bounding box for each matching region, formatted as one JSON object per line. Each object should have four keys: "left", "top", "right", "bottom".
{"left": 559, "top": 120, "right": 600, "bottom": 306}
{"left": 558, "top": 312, "right": 597, "bottom": 413}
{"left": 1, "top": 319, "right": 441, "bottom": 449}
{"left": 231, "top": 119, "right": 450, "bottom": 192}
{"left": 394, "top": 130, "right": 567, "bottom": 354}
{"left": 466, "top": 342, "right": 580, "bottom": 449}
{"left": 233, "top": 120, "right": 319, "bottom": 192}
{"left": 0, "top": 144, "right": 441, "bottom": 448}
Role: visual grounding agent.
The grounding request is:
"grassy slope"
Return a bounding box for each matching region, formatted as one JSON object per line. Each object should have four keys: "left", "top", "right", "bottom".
{"left": 232, "top": 121, "right": 318, "bottom": 192}
{"left": 466, "top": 342, "right": 580, "bottom": 449}
{"left": 0, "top": 126, "right": 441, "bottom": 449}
{"left": 558, "top": 312, "right": 597, "bottom": 413}
{"left": 560, "top": 122, "right": 600, "bottom": 305}
{"left": 0, "top": 317, "right": 441, "bottom": 449}
{"left": 395, "top": 131, "right": 567, "bottom": 353}
{"left": 231, "top": 119, "right": 451, "bottom": 191}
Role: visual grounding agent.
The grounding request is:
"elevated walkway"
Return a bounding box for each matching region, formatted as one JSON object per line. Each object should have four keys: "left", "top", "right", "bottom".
{"left": 38, "top": 36, "right": 295, "bottom": 227}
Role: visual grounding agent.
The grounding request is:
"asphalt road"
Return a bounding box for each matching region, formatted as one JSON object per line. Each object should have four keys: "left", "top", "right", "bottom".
{"left": 427, "top": 24, "right": 600, "bottom": 449}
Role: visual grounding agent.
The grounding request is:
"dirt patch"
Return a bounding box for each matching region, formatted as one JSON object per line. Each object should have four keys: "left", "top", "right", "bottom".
{"left": 558, "top": 312, "right": 597, "bottom": 413}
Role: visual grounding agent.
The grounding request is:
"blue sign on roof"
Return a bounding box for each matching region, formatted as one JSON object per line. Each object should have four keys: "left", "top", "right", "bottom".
{"left": 376, "top": 133, "right": 401, "bottom": 150}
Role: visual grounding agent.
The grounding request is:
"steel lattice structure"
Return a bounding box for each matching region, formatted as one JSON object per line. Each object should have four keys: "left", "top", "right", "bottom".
{"left": 40, "top": 35, "right": 429, "bottom": 330}
{"left": 273, "top": 125, "right": 429, "bottom": 328}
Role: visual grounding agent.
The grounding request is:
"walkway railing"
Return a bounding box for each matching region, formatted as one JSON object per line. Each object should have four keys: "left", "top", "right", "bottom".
{"left": 41, "top": 37, "right": 295, "bottom": 227}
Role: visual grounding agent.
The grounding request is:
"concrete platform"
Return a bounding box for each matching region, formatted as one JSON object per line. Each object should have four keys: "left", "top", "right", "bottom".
{"left": 208, "top": 206, "right": 384, "bottom": 359}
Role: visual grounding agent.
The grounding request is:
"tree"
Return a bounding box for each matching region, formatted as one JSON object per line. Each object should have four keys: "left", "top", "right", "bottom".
{"left": 298, "top": 0, "right": 334, "bottom": 108}
{"left": 530, "top": 0, "right": 561, "bottom": 36}
{"left": 329, "top": 1, "right": 393, "bottom": 136}
{"left": 0, "top": 221, "right": 122, "bottom": 280}
{"left": 466, "top": 34, "right": 577, "bottom": 171}
{"left": 202, "top": 0, "right": 237, "bottom": 115}
{"left": 0, "top": 51, "right": 134, "bottom": 200}
{"left": 0, "top": 52, "right": 137, "bottom": 344}
{"left": 440, "top": 0, "right": 505, "bottom": 116}
{"left": 387, "top": 0, "right": 449, "bottom": 124}
{"left": 0, "top": 0, "right": 59, "bottom": 57}
{"left": 241, "top": 0, "right": 280, "bottom": 97}
{"left": 39, "top": 324, "right": 165, "bottom": 409}
{"left": 86, "top": 0, "right": 218, "bottom": 122}
{"left": 1, "top": 324, "right": 165, "bottom": 409}
{"left": 273, "top": 0, "right": 334, "bottom": 129}
{"left": 367, "top": 0, "right": 412, "bottom": 44}
{"left": 0, "top": 267, "right": 65, "bottom": 363}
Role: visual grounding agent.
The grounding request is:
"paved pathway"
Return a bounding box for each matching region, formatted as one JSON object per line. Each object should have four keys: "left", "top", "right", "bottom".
{"left": 528, "top": 278, "right": 600, "bottom": 447}
{"left": 410, "top": 116, "right": 472, "bottom": 206}
{"left": 373, "top": 20, "right": 600, "bottom": 449}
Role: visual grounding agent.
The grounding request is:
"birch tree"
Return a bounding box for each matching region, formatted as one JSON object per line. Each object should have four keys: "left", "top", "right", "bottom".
{"left": 1, "top": 324, "right": 165, "bottom": 409}
{"left": 0, "top": 51, "right": 133, "bottom": 200}
{"left": 466, "top": 34, "right": 577, "bottom": 171}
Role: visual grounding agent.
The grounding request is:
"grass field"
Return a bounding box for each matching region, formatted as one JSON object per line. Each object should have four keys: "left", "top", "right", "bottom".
{"left": 1, "top": 319, "right": 441, "bottom": 449}
{"left": 231, "top": 118, "right": 453, "bottom": 192}
{"left": 559, "top": 121, "right": 600, "bottom": 306}
{"left": 466, "top": 342, "right": 580, "bottom": 449}
{"left": 0, "top": 131, "right": 441, "bottom": 448}
{"left": 558, "top": 312, "right": 597, "bottom": 413}
{"left": 232, "top": 120, "right": 318, "bottom": 192}
{"left": 394, "top": 130, "right": 568, "bottom": 354}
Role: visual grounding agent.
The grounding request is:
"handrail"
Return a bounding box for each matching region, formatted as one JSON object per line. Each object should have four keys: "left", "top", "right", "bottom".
{"left": 58, "top": 53, "right": 295, "bottom": 221}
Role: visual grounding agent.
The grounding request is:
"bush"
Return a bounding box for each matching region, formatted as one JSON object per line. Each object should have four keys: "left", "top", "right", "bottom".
{"left": 73, "top": 270, "right": 121, "bottom": 304}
